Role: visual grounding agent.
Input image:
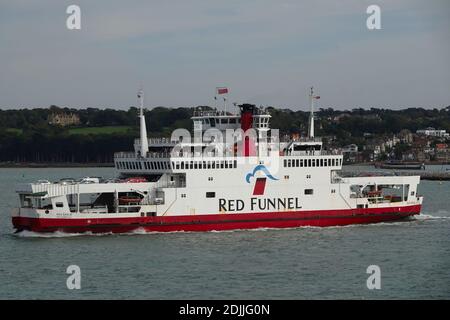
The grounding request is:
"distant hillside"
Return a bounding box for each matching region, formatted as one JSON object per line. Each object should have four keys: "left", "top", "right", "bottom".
{"left": 0, "top": 105, "right": 449, "bottom": 163}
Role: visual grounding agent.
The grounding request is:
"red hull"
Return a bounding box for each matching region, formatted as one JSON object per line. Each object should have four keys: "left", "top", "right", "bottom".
{"left": 12, "top": 205, "right": 421, "bottom": 234}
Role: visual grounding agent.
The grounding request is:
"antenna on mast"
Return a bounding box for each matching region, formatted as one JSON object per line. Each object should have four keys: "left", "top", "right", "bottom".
{"left": 308, "top": 86, "right": 320, "bottom": 139}
{"left": 138, "top": 88, "right": 149, "bottom": 157}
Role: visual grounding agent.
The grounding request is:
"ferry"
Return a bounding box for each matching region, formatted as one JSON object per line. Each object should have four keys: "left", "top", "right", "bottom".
{"left": 12, "top": 88, "right": 423, "bottom": 233}
{"left": 375, "top": 161, "right": 425, "bottom": 170}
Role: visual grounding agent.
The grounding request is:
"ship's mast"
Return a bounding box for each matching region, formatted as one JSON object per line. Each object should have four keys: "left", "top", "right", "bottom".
{"left": 138, "top": 89, "right": 149, "bottom": 157}
{"left": 308, "top": 87, "right": 315, "bottom": 139}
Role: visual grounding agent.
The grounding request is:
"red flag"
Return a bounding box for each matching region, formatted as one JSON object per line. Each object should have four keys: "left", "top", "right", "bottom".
{"left": 217, "top": 87, "right": 228, "bottom": 95}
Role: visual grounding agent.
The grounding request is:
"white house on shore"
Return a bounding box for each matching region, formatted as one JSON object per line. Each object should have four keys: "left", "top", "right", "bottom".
{"left": 416, "top": 127, "right": 449, "bottom": 138}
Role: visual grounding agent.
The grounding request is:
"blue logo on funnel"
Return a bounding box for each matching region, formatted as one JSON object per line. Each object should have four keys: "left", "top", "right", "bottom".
{"left": 245, "top": 165, "right": 279, "bottom": 183}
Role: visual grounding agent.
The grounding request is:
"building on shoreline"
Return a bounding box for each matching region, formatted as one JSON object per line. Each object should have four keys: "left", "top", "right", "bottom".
{"left": 416, "top": 127, "right": 449, "bottom": 138}
{"left": 48, "top": 113, "right": 80, "bottom": 127}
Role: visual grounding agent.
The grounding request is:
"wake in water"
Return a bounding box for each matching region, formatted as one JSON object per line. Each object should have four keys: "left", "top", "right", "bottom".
{"left": 12, "top": 227, "right": 186, "bottom": 238}
{"left": 414, "top": 212, "right": 450, "bottom": 220}
{"left": 13, "top": 230, "right": 114, "bottom": 238}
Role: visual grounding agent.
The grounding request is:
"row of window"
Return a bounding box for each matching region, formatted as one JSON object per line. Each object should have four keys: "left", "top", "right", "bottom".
{"left": 199, "top": 117, "right": 239, "bottom": 125}
{"left": 117, "top": 157, "right": 341, "bottom": 171}
{"left": 205, "top": 190, "right": 314, "bottom": 199}
{"left": 116, "top": 160, "right": 238, "bottom": 171}
{"left": 283, "top": 157, "right": 342, "bottom": 168}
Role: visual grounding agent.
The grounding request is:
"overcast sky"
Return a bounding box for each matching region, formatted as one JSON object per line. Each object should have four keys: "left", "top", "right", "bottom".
{"left": 1, "top": 0, "right": 449, "bottom": 111}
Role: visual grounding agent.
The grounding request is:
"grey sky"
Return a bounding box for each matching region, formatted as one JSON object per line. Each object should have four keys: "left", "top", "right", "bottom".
{"left": 1, "top": 0, "right": 449, "bottom": 111}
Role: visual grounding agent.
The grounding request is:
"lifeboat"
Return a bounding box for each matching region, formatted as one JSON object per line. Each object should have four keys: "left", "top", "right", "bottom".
{"left": 367, "top": 190, "right": 382, "bottom": 197}
{"left": 125, "top": 177, "right": 147, "bottom": 183}
{"left": 119, "top": 196, "right": 142, "bottom": 205}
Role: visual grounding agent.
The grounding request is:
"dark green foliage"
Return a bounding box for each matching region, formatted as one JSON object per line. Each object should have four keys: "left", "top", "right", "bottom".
{"left": 0, "top": 105, "right": 449, "bottom": 163}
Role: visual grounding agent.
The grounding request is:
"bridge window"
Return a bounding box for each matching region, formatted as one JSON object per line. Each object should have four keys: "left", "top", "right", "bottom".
{"left": 304, "top": 189, "right": 314, "bottom": 195}
{"left": 206, "top": 192, "right": 216, "bottom": 198}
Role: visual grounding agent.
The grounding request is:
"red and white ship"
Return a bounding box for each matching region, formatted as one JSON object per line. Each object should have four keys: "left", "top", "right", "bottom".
{"left": 12, "top": 88, "right": 423, "bottom": 233}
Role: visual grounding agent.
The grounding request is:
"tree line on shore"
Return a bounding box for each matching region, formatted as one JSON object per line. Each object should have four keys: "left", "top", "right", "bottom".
{"left": 0, "top": 105, "right": 449, "bottom": 163}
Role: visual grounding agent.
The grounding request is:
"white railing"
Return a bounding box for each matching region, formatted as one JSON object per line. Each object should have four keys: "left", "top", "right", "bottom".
{"left": 114, "top": 150, "right": 342, "bottom": 159}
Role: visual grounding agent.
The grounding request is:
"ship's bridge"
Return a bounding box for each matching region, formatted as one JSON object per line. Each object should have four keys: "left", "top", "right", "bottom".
{"left": 283, "top": 137, "right": 323, "bottom": 156}
{"left": 191, "top": 105, "right": 271, "bottom": 133}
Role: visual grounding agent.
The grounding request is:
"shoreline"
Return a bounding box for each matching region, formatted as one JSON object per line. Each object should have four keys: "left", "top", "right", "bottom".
{"left": 344, "top": 161, "right": 449, "bottom": 166}
{"left": 0, "top": 162, "right": 115, "bottom": 168}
